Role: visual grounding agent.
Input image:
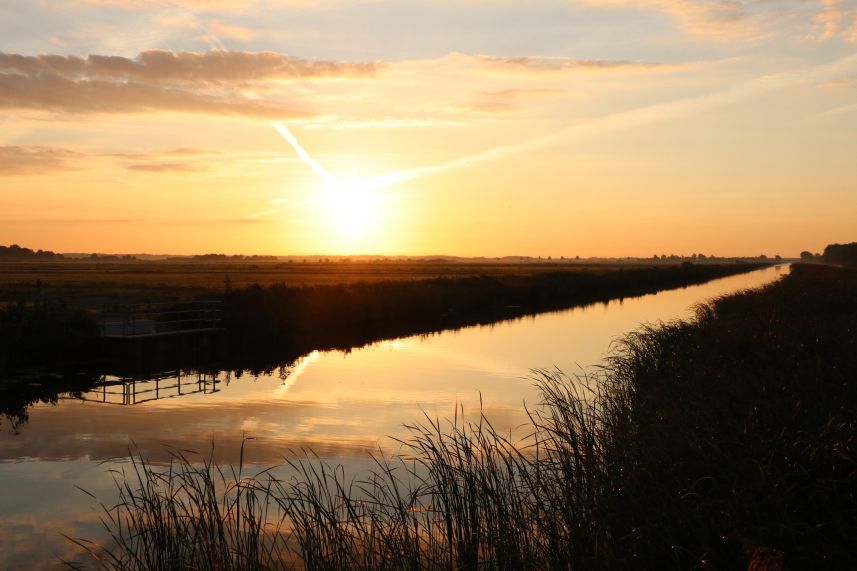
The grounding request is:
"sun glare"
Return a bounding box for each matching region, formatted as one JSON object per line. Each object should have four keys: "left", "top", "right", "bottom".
{"left": 312, "top": 178, "right": 388, "bottom": 252}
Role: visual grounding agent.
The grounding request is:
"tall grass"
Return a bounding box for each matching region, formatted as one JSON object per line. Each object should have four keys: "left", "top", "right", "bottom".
{"left": 65, "top": 443, "right": 290, "bottom": 570}
{"left": 70, "top": 264, "right": 857, "bottom": 569}
{"left": 68, "top": 371, "right": 625, "bottom": 570}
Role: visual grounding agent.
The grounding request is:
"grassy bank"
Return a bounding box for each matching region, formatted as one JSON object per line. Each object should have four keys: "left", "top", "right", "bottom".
{"left": 221, "top": 263, "right": 764, "bottom": 369}
{"left": 72, "top": 263, "right": 857, "bottom": 569}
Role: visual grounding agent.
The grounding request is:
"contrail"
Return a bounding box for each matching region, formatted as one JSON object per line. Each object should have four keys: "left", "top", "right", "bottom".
{"left": 244, "top": 208, "right": 282, "bottom": 219}
{"left": 364, "top": 51, "right": 857, "bottom": 189}
{"left": 272, "top": 122, "right": 338, "bottom": 186}
{"left": 272, "top": 51, "right": 857, "bottom": 192}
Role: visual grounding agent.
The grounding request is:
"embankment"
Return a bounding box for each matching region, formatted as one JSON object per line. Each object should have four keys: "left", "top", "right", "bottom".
{"left": 221, "top": 263, "right": 765, "bottom": 369}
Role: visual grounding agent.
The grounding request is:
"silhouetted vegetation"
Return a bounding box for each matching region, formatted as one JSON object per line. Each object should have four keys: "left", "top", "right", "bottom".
{"left": 0, "top": 304, "right": 99, "bottom": 372}
{"left": 72, "top": 263, "right": 857, "bottom": 569}
{"left": 822, "top": 242, "right": 857, "bottom": 267}
{"left": 192, "top": 253, "right": 278, "bottom": 261}
{"left": 0, "top": 243, "right": 63, "bottom": 260}
{"left": 221, "top": 264, "right": 763, "bottom": 368}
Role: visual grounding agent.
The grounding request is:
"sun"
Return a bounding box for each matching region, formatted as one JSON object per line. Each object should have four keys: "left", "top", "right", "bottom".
{"left": 270, "top": 124, "right": 393, "bottom": 252}
{"left": 313, "top": 178, "right": 388, "bottom": 251}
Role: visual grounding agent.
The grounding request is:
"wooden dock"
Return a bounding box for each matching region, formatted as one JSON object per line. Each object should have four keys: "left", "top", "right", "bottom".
{"left": 95, "top": 300, "right": 226, "bottom": 371}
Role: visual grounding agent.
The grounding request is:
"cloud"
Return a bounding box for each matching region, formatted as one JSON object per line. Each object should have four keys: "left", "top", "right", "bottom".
{"left": 104, "top": 147, "right": 221, "bottom": 159}
{"left": 576, "top": 0, "right": 747, "bottom": 38}
{"left": 0, "top": 146, "right": 82, "bottom": 176}
{"left": 127, "top": 162, "right": 207, "bottom": 173}
{"left": 74, "top": 0, "right": 319, "bottom": 10}
{"left": 469, "top": 88, "right": 563, "bottom": 114}
{"left": 812, "top": 101, "right": 857, "bottom": 120}
{"left": 0, "top": 72, "right": 305, "bottom": 118}
{"left": 0, "top": 50, "right": 381, "bottom": 86}
{"left": 0, "top": 49, "right": 382, "bottom": 118}
{"left": 298, "top": 116, "right": 466, "bottom": 130}
{"left": 457, "top": 53, "right": 666, "bottom": 73}
{"left": 580, "top": 0, "right": 856, "bottom": 41}
{"left": 810, "top": 0, "right": 857, "bottom": 44}
{"left": 817, "top": 77, "right": 857, "bottom": 88}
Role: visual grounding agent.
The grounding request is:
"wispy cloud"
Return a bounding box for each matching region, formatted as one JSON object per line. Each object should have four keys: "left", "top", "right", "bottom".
{"left": 0, "top": 49, "right": 382, "bottom": 118}
{"left": 581, "top": 0, "right": 856, "bottom": 42}
{"left": 127, "top": 162, "right": 207, "bottom": 173}
{"left": 0, "top": 72, "right": 305, "bottom": 117}
{"left": 468, "top": 88, "right": 563, "bottom": 114}
{"left": 0, "top": 50, "right": 381, "bottom": 86}
{"left": 0, "top": 145, "right": 83, "bottom": 176}
{"left": 466, "top": 53, "right": 666, "bottom": 72}
{"left": 103, "top": 148, "right": 224, "bottom": 161}
{"left": 811, "top": 0, "right": 857, "bottom": 43}
{"left": 298, "top": 116, "right": 466, "bottom": 130}
{"left": 811, "top": 101, "right": 857, "bottom": 120}
{"left": 817, "top": 77, "right": 857, "bottom": 88}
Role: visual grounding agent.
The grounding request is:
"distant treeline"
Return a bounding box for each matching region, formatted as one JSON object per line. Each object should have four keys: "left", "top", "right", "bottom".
{"left": 192, "top": 254, "right": 278, "bottom": 261}
{"left": 0, "top": 244, "right": 63, "bottom": 260}
{"left": 0, "top": 244, "right": 139, "bottom": 261}
{"left": 800, "top": 242, "right": 857, "bottom": 266}
{"left": 221, "top": 263, "right": 763, "bottom": 369}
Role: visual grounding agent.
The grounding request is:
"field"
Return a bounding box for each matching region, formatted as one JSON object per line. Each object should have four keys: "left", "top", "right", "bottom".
{"left": 0, "top": 258, "right": 755, "bottom": 303}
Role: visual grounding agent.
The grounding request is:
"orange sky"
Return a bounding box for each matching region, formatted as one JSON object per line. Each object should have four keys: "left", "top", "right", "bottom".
{"left": 1, "top": 1, "right": 856, "bottom": 257}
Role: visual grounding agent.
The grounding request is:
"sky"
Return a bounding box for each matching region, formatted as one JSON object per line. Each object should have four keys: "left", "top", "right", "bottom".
{"left": 1, "top": 0, "right": 856, "bottom": 257}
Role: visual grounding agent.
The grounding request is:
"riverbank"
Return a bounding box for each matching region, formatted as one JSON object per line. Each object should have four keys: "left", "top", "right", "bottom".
{"left": 73, "top": 263, "right": 856, "bottom": 569}
{"left": 220, "top": 263, "right": 765, "bottom": 370}
{"left": 0, "top": 262, "right": 764, "bottom": 374}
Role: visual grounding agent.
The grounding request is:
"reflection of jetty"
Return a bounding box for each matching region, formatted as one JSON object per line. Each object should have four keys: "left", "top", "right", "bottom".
{"left": 67, "top": 370, "right": 221, "bottom": 405}
{"left": 94, "top": 300, "right": 226, "bottom": 370}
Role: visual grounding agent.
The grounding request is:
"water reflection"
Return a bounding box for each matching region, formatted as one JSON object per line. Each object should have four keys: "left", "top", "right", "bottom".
{"left": 72, "top": 371, "right": 221, "bottom": 406}
{"left": 0, "top": 265, "right": 786, "bottom": 568}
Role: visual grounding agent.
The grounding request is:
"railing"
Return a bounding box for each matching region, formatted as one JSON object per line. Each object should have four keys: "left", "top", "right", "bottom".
{"left": 64, "top": 370, "right": 221, "bottom": 405}
{"left": 97, "top": 300, "right": 223, "bottom": 337}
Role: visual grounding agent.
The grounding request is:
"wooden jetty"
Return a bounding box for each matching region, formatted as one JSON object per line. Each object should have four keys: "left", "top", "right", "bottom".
{"left": 95, "top": 300, "right": 226, "bottom": 371}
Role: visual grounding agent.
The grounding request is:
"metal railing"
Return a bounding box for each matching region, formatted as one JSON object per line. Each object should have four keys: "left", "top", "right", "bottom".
{"left": 97, "top": 300, "right": 222, "bottom": 337}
